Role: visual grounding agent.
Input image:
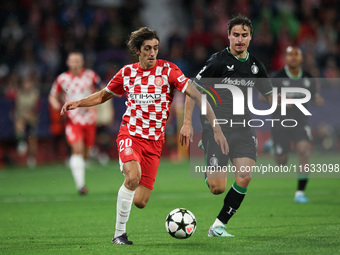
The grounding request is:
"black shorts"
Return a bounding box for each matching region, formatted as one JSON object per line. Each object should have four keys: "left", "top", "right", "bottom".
{"left": 202, "top": 128, "right": 257, "bottom": 167}
{"left": 272, "top": 124, "right": 312, "bottom": 156}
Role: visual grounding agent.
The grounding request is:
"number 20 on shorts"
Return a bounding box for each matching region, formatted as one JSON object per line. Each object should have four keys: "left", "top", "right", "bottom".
{"left": 119, "top": 138, "right": 132, "bottom": 152}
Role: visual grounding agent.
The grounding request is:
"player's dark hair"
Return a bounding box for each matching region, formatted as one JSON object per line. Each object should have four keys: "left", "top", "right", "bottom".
{"left": 127, "top": 27, "right": 160, "bottom": 56}
{"left": 228, "top": 14, "right": 253, "bottom": 35}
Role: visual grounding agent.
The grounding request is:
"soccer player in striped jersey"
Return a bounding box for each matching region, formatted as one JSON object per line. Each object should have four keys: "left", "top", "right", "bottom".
{"left": 49, "top": 52, "right": 101, "bottom": 195}
{"left": 60, "top": 27, "right": 228, "bottom": 245}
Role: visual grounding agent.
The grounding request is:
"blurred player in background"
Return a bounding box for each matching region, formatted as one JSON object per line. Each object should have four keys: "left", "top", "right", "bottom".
{"left": 14, "top": 76, "right": 40, "bottom": 167}
{"left": 180, "top": 14, "right": 273, "bottom": 237}
{"left": 49, "top": 52, "right": 101, "bottom": 195}
{"left": 270, "top": 46, "right": 324, "bottom": 203}
{"left": 60, "top": 27, "right": 228, "bottom": 245}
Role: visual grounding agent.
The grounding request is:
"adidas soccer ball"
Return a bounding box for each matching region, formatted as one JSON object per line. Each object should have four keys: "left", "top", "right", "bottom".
{"left": 165, "top": 208, "right": 196, "bottom": 239}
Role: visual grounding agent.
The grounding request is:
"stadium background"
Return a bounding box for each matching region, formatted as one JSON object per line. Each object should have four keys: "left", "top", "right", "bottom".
{"left": 0, "top": 0, "right": 339, "bottom": 167}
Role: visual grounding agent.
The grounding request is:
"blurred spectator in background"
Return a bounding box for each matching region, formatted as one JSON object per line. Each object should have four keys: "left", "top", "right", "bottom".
{"left": 49, "top": 52, "right": 101, "bottom": 195}
{"left": 14, "top": 76, "right": 40, "bottom": 167}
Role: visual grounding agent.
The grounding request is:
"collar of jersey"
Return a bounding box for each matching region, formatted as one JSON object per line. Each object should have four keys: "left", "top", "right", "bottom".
{"left": 284, "top": 65, "right": 302, "bottom": 79}
{"left": 226, "top": 47, "right": 249, "bottom": 62}
{"left": 138, "top": 60, "right": 158, "bottom": 71}
{"left": 68, "top": 68, "right": 86, "bottom": 78}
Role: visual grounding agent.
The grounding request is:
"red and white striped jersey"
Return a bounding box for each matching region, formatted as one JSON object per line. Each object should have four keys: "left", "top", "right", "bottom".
{"left": 50, "top": 69, "right": 101, "bottom": 125}
{"left": 105, "top": 60, "right": 189, "bottom": 140}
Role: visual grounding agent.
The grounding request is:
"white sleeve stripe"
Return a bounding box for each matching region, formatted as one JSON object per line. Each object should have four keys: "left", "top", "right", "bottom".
{"left": 105, "top": 87, "right": 122, "bottom": 97}
{"left": 181, "top": 80, "right": 189, "bottom": 93}
{"left": 262, "top": 89, "right": 273, "bottom": 96}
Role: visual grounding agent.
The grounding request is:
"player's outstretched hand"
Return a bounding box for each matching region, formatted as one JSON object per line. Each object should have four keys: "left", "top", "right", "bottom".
{"left": 214, "top": 129, "right": 229, "bottom": 155}
{"left": 179, "top": 123, "right": 193, "bottom": 150}
{"left": 60, "top": 101, "right": 79, "bottom": 115}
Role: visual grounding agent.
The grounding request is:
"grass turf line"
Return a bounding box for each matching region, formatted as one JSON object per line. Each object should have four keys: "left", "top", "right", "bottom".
{"left": 0, "top": 153, "right": 339, "bottom": 255}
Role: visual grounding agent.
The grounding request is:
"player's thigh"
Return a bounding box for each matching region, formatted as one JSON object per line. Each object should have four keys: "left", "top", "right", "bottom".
{"left": 133, "top": 185, "right": 152, "bottom": 209}
{"left": 83, "top": 124, "right": 96, "bottom": 148}
{"left": 203, "top": 128, "right": 229, "bottom": 193}
{"left": 138, "top": 139, "right": 164, "bottom": 191}
{"left": 202, "top": 128, "right": 229, "bottom": 170}
{"left": 66, "top": 123, "right": 84, "bottom": 154}
{"left": 123, "top": 160, "right": 142, "bottom": 189}
{"left": 116, "top": 125, "right": 143, "bottom": 188}
{"left": 230, "top": 128, "right": 257, "bottom": 159}
{"left": 82, "top": 125, "right": 96, "bottom": 159}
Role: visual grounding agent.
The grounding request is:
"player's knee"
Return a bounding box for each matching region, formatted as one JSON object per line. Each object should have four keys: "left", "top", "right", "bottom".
{"left": 134, "top": 199, "right": 148, "bottom": 209}
{"left": 125, "top": 176, "right": 141, "bottom": 190}
{"left": 275, "top": 155, "right": 287, "bottom": 165}
{"left": 209, "top": 185, "right": 225, "bottom": 195}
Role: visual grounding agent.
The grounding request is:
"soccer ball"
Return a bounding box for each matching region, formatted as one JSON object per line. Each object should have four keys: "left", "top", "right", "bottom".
{"left": 165, "top": 208, "right": 196, "bottom": 239}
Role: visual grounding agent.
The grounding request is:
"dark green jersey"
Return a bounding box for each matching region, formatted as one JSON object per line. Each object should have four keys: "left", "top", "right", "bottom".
{"left": 196, "top": 48, "right": 273, "bottom": 131}
{"left": 270, "top": 66, "right": 317, "bottom": 126}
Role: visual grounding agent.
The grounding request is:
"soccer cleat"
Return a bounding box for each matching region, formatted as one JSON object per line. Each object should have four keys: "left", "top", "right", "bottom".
{"left": 79, "top": 186, "right": 88, "bottom": 195}
{"left": 208, "top": 225, "right": 234, "bottom": 237}
{"left": 112, "top": 233, "right": 133, "bottom": 245}
{"left": 294, "top": 194, "right": 309, "bottom": 203}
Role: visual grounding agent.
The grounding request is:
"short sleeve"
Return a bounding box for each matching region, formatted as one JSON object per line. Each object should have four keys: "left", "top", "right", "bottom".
{"left": 168, "top": 63, "right": 189, "bottom": 93}
{"left": 195, "top": 53, "right": 219, "bottom": 80}
{"left": 105, "top": 68, "right": 125, "bottom": 96}
{"left": 50, "top": 77, "right": 62, "bottom": 96}
{"left": 92, "top": 71, "right": 101, "bottom": 89}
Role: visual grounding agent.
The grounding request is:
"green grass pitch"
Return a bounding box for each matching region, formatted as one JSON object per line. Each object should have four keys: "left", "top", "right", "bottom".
{"left": 0, "top": 153, "right": 339, "bottom": 255}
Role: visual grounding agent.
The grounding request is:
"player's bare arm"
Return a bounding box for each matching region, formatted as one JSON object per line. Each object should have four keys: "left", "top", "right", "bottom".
{"left": 60, "top": 88, "right": 114, "bottom": 115}
{"left": 49, "top": 94, "right": 62, "bottom": 111}
{"left": 183, "top": 81, "right": 229, "bottom": 155}
{"left": 179, "top": 95, "right": 195, "bottom": 149}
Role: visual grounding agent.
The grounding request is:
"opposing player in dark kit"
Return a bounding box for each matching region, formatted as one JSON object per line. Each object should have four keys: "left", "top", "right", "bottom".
{"left": 180, "top": 15, "right": 273, "bottom": 237}
{"left": 270, "top": 46, "right": 323, "bottom": 203}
